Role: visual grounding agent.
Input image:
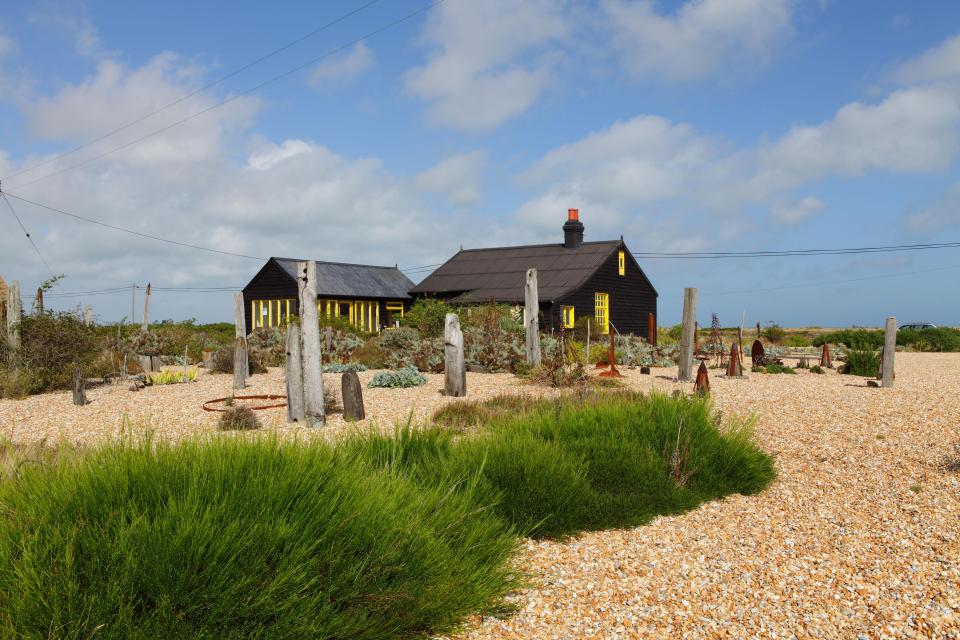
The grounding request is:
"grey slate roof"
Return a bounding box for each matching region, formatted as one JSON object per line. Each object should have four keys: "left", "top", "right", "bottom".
{"left": 410, "top": 241, "right": 621, "bottom": 303}
{"left": 273, "top": 258, "right": 414, "bottom": 300}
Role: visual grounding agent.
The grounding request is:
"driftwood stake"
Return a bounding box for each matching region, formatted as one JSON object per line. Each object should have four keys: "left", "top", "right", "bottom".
{"left": 298, "top": 261, "right": 325, "bottom": 425}
{"left": 72, "top": 363, "right": 86, "bottom": 406}
{"left": 443, "top": 313, "right": 466, "bottom": 397}
{"left": 233, "top": 292, "right": 248, "bottom": 390}
{"left": 141, "top": 283, "right": 151, "bottom": 333}
{"left": 882, "top": 317, "right": 896, "bottom": 388}
{"left": 678, "top": 288, "right": 697, "bottom": 381}
{"left": 5, "top": 280, "right": 20, "bottom": 360}
{"left": 524, "top": 268, "right": 541, "bottom": 366}
{"left": 342, "top": 370, "right": 365, "bottom": 421}
{"left": 284, "top": 323, "right": 305, "bottom": 423}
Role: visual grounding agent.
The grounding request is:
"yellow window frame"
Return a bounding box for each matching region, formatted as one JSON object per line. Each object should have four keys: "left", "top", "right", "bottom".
{"left": 595, "top": 293, "right": 609, "bottom": 334}
{"left": 618, "top": 250, "right": 625, "bottom": 276}
{"left": 562, "top": 305, "right": 575, "bottom": 329}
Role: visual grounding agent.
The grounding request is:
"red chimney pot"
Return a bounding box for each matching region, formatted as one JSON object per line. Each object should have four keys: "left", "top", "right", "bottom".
{"left": 568, "top": 208, "right": 579, "bottom": 221}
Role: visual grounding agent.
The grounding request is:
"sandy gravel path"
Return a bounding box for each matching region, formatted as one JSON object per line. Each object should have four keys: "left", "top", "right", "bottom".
{"left": 1, "top": 353, "right": 958, "bottom": 638}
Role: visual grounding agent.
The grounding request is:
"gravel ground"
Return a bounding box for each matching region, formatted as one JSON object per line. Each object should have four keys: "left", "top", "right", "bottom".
{"left": 1, "top": 353, "right": 958, "bottom": 638}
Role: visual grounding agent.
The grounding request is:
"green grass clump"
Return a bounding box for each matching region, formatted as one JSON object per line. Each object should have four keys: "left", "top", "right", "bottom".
{"left": 0, "top": 438, "right": 518, "bottom": 639}
{"left": 809, "top": 365, "right": 825, "bottom": 374}
{"left": 348, "top": 391, "right": 776, "bottom": 539}
{"left": 755, "top": 363, "right": 796, "bottom": 375}
{"left": 812, "top": 329, "right": 884, "bottom": 350}
{"left": 842, "top": 349, "right": 881, "bottom": 377}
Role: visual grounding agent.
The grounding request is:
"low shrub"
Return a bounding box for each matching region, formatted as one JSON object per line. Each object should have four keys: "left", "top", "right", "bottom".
{"left": 0, "top": 438, "right": 518, "bottom": 639}
{"left": 209, "top": 346, "right": 267, "bottom": 376}
{"left": 217, "top": 405, "right": 262, "bottom": 431}
{"left": 784, "top": 334, "right": 809, "bottom": 348}
{"left": 841, "top": 349, "right": 880, "bottom": 376}
{"left": 755, "top": 363, "right": 796, "bottom": 375}
{"left": 896, "top": 327, "right": 960, "bottom": 352}
{"left": 809, "top": 365, "right": 825, "bottom": 374}
{"left": 1, "top": 312, "right": 101, "bottom": 394}
{"left": 813, "top": 329, "right": 884, "bottom": 350}
{"left": 351, "top": 338, "right": 385, "bottom": 369}
{"left": 400, "top": 298, "right": 456, "bottom": 338}
{"left": 762, "top": 324, "right": 786, "bottom": 344}
{"left": 377, "top": 328, "right": 443, "bottom": 373}
{"left": 369, "top": 366, "right": 427, "bottom": 388}
{"left": 0, "top": 369, "right": 35, "bottom": 399}
{"left": 322, "top": 362, "right": 368, "bottom": 373}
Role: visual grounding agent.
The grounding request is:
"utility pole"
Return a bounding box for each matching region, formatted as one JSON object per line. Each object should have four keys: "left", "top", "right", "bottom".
{"left": 131, "top": 283, "right": 136, "bottom": 324}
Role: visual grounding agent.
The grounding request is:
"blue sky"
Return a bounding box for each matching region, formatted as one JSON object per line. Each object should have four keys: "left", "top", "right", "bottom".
{"left": 1, "top": 0, "right": 959, "bottom": 327}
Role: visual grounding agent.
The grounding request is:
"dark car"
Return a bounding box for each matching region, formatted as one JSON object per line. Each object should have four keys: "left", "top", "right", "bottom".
{"left": 899, "top": 323, "right": 937, "bottom": 331}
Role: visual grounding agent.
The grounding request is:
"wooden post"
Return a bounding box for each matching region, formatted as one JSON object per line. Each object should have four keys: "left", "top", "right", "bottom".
{"left": 444, "top": 313, "right": 466, "bottom": 397}
{"left": 678, "top": 287, "right": 697, "bottom": 381}
{"left": 882, "top": 317, "right": 896, "bottom": 388}
{"left": 141, "top": 283, "right": 151, "bottom": 332}
{"left": 298, "top": 261, "right": 325, "bottom": 426}
{"left": 72, "top": 363, "right": 86, "bottom": 406}
{"left": 647, "top": 312, "right": 656, "bottom": 346}
{"left": 35, "top": 288, "right": 43, "bottom": 314}
{"left": 83, "top": 305, "right": 93, "bottom": 326}
{"left": 6, "top": 280, "right": 21, "bottom": 360}
{"left": 525, "top": 268, "right": 541, "bottom": 366}
{"left": 182, "top": 346, "right": 189, "bottom": 382}
{"left": 233, "top": 292, "right": 248, "bottom": 390}
{"left": 284, "top": 323, "right": 305, "bottom": 423}
{"left": 342, "top": 370, "right": 365, "bottom": 421}
{"left": 585, "top": 318, "right": 591, "bottom": 362}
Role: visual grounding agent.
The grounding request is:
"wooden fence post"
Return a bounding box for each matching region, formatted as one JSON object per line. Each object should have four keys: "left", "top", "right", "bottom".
{"left": 35, "top": 288, "right": 43, "bottom": 314}
{"left": 882, "top": 317, "right": 896, "bottom": 388}
{"left": 6, "top": 280, "right": 21, "bottom": 360}
{"left": 284, "top": 323, "right": 305, "bottom": 423}
{"left": 233, "top": 292, "right": 248, "bottom": 390}
{"left": 72, "top": 363, "right": 86, "bottom": 406}
{"left": 585, "top": 318, "right": 591, "bottom": 362}
{"left": 298, "top": 261, "right": 325, "bottom": 426}
{"left": 678, "top": 287, "right": 697, "bottom": 381}
{"left": 648, "top": 312, "right": 656, "bottom": 346}
{"left": 141, "top": 283, "right": 151, "bottom": 333}
{"left": 83, "top": 305, "right": 93, "bottom": 326}
{"left": 525, "top": 268, "right": 541, "bottom": 366}
{"left": 444, "top": 313, "right": 466, "bottom": 397}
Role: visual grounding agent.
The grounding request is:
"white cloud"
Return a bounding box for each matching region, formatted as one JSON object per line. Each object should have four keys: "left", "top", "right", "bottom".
{"left": 769, "top": 196, "right": 826, "bottom": 225}
{"left": 309, "top": 42, "right": 374, "bottom": 88}
{"left": 903, "top": 183, "right": 960, "bottom": 232}
{"left": 890, "top": 33, "right": 960, "bottom": 85}
{"left": 404, "top": 0, "right": 568, "bottom": 131}
{"left": 602, "top": 0, "right": 794, "bottom": 82}
{"left": 414, "top": 151, "right": 486, "bottom": 206}
{"left": 28, "top": 7, "right": 112, "bottom": 60}
{"left": 0, "top": 31, "right": 17, "bottom": 57}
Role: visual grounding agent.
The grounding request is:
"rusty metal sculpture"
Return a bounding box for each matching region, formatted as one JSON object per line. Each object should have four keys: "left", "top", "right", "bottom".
{"left": 202, "top": 394, "right": 287, "bottom": 412}
{"left": 598, "top": 330, "right": 622, "bottom": 378}
{"left": 727, "top": 342, "right": 743, "bottom": 378}
{"left": 751, "top": 339, "right": 766, "bottom": 367}
{"left": 694, "top": 361, "right": 710, "bottom": 396}
{"left": 820, "top": 343, "right": 833, "bottom": 369}
{"left": 710, "top": 313, "right": 724, "bottom": 367}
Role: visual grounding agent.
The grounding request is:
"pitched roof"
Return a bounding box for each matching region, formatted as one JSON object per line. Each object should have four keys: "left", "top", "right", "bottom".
{"left": 271, "top": 258, "right": 414, "bottom": 300}
{"left": 410, "top": 241, "right": 622, "bottom": 303}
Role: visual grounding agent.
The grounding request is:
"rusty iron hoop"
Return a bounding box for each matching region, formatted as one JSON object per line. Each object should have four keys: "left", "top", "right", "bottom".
{"left": 202, "top": 394, "right": 287, "bottom": 412}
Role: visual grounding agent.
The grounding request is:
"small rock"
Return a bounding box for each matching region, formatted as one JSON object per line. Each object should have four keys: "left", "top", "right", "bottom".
{"left": 640, "top": 366, "right": 651, "bottom": 374}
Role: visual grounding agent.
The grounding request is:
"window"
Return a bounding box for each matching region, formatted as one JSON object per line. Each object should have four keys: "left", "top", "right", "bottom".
{"left": 562, "top": 306, "right": 575, "bottom": 329}
{"left": 251, "top": 299, "right": 294, "bottom": 329}
{"left": 385, "top": 301, "right": 404, "bottom": 328}
{"left": 618, "top": 250, "right": 625, "bottom": 276}
{"left": 594, "top": 293, "right": 609, "bottom": 334}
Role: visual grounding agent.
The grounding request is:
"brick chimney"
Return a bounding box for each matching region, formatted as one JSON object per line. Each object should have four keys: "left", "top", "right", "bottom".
{"left": 563, "top": 208, "right": 584, "bottom": 248}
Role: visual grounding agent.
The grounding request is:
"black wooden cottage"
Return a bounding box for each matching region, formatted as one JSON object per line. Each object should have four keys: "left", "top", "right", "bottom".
{"left": 410, "top": 209, "right": 658, "bottom": 337}
{"left": 242, "top": 258, "right": 414, "bottom": 334}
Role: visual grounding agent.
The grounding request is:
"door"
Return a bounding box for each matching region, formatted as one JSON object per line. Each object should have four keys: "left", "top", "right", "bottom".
{"left": 594, "top": 293, "right": 609, "bottom": 334}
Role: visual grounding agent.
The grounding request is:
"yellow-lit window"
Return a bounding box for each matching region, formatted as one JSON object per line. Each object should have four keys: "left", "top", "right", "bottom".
{"left": 618, "top": 251, "right": 625, "bottom": 276}
{"left": 385, "top": 301, "right": 404, "bottom": 318}
{"left": 252, "top": 299, "right": 293, "bottom": 328}
{"left": 562, "top": 306, "right": 575, "bottom": 329}
{"left": 594, "top": 293, "right": 609, "bottom": 334}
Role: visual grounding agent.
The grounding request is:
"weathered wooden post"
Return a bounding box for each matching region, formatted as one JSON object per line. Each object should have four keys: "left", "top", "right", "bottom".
{"left": 35, "top": 288, "right": 43, "bottom": 314}
{"left": 678, "top": 287, "right": 697, "bottom": 381}
{"left": 524, "top": 268, "right": 541, "bottom": 366}
{"left": 233, "top": 292, "right": 248, "bottom": 390}
{"left": 6, "top": 280, "right": 21, "bottom": 360}
{"left": 284, "top": 323, "right": 305, "bottom": 423}
{"left": 72, "top": 363, "right": 86, "bottom": 406}
{"left": 443, "top": 313, "right": 466, "bottom": 397}
{"left": 83, "top": 305, "right": 93, "bottom": 326}
{"left": 141, "top": 283, "right": 151, "bottom": 332}
{"left": 647, "top": 312, "right": 656, "bottom": 346}
{"left": 298, "top": 261, "right": 325, "bottom": 425}
{"left": 342, "top": 370, "right": 365, "bottom": 421}
{"left": 882, "top": 317, "right": 896, "bottom": 388}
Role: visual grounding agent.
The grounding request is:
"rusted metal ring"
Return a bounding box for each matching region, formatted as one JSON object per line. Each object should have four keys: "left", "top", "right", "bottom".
{"left": 202, "top": 394, "right": 287, "bottom": 412}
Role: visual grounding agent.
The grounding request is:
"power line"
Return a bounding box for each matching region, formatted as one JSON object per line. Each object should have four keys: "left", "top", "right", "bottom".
{"left": 6, "top": 0, "right": 447, "bottom": 191}
{"left": 633, "top": 241, "right": 960, "bottom": 259}
{"left": 1, "top": 191, "right": 56, "bottom": 278}
{"left": 1, "top": 0, "right": 383, "bottom": 183}
{"left": 3, "top": 191, "right": 267, "bottom": 261}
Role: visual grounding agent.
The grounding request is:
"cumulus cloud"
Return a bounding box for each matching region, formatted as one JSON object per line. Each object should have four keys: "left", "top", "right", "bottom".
{"left": 903, "top": 183, "right": 960, "bottom": 232}
{"left": 602, "top": 0, "right": 794, "bottom": 82}
{"left": 414, "top": 151, "right": 486, "bottom": 206}
{"left": 404, "top": 0, "right": 568, "bottom": 131}
{"left": 889, "top": 33, "right": 960, "bottom": 85}
{"left": 309, "top": 42, "right": 374, "bottom": 88}
{"left": 769, "top": 196, "right": 826, "bottom": 225}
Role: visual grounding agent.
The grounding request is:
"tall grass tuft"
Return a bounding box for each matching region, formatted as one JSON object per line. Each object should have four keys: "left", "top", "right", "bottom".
{"left": 0, "top": 437, "right": 519, "bottom": 640}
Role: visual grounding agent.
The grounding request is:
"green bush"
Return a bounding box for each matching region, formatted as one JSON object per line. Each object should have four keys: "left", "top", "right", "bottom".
{"left": 400, "top": 298, "right": 455, "bottom": 338}
{"left": 809, "top": 365, "right": 825, "bottom": 374}
{"left": 217, "top": 405, "right": 261, "bottom": 431}
{"left": 842, "top": 349, "right": 881, "bottom": 376}
{"left": 0, "top": 312, "right": 102, "bottom": 394}
{"left": 755, "top": 363, "right": 796, "bottom": 375}
{"left": 0, "top": 438, "right": 518, "bottom": 639}
{"left": 813, "top": 329, "right": 884, "bottom": 350}
{"left": 784, "top": 334, "right": 809, "bottom": 348}
{"left": 761, "top": 324, "right": 785, "bottom": 344}
{"left": 896, "top": 327, "right": 960, "bottom": 352}
{"left": 369, "top": 366, "right": 427, "bottom": 388}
